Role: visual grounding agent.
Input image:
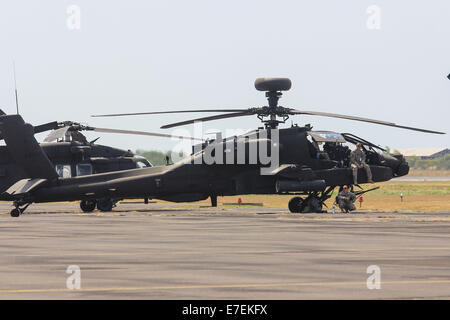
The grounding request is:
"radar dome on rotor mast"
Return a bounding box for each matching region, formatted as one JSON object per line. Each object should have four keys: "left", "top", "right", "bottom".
{"left": 254, "top": 78, "right": 292, "bottom": 92}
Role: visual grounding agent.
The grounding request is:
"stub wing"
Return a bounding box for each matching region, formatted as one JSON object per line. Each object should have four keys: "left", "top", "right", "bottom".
{"left": 269, "top": 164, "right": 317, "bottom": 180}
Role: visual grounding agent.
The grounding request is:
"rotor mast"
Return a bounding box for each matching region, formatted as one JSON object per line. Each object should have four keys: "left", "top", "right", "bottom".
{"left": 266, "top": 91, "right": 283, "bottom": 129}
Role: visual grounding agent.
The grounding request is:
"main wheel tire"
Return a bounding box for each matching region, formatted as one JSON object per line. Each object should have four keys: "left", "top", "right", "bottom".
{"left": 97, "top": 199, "right": 113, "bottom": 212}
{"left": 306, "top": 197, "right": 323, "bottom": 213}
{"left": 10, "top": 208, "right": 21, "bottom": 217}
{"left": 288, "top": 197, "right": 304, "bottom": 213}
{"left": 80, "top": 200, "right": 97, "bottom": 213}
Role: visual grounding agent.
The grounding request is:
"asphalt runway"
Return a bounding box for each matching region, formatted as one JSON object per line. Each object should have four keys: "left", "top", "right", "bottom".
{"left": 0, "top": 202, "right": 450, "bottom": 299}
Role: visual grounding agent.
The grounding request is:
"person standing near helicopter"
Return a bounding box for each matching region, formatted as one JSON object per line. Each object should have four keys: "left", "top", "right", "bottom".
{"left": 350, "top": 143, "right": 374, "bottom": 185}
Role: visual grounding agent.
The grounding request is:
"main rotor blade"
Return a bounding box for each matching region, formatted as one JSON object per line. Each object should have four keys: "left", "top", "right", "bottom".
{"left": 91, "top": 109, "right": 248, "bottom": 117}
{"left": 33, "top": 121, "right": 59, "bottom": 134}
{"left": 92, "top": 127, "right": 204, "bottom": 141}
{"left": 289, "top": 109, "right": 446, "bottom": 134}
{"left": 161, "top": 111, "right": 253, "bottom": 129}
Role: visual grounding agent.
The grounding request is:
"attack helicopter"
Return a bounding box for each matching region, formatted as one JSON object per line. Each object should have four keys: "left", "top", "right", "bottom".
{"left": 1, "top": 78, "right": 445, "bottom": 217}
{"left": 0, "top": 113, "right": 201, "bottom": 212}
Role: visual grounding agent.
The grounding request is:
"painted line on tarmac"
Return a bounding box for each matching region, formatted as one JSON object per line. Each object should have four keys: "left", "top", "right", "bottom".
{"left": 7, "top": 247, "right": 450, "bottom": 258}
{"left": 2, "top": 279, "right": 450, "bottom": 294}
{"left": 8, "top": 249, "right": 309, "bottom": 257}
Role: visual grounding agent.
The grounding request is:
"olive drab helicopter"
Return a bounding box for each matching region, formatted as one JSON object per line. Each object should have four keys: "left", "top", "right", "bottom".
{"left": 0, "top": 113, "right": 201, "bottom": 212}
{"left": 0, "top": 78, "right": 445, "bottom": 217}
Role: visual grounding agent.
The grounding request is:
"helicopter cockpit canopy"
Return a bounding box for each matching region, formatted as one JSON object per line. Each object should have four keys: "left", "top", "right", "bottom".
{"left": 134, "top": 155, "right": 152, "bottom": 168}
{"left": 306, "top": 131, "right": 349, "bottom": 165}
{"left": 307, "top": 131, "right": 346, "bottom": 144}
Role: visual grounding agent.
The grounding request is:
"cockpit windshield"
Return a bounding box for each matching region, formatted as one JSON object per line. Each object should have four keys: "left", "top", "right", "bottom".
{"left": 307, "top": 131, "right": 346, "bottom": 143}
{"left": 135, "top": 156, "right": 152, "bottom": 168}
{"left": 306, "top": 131, "right": 383, "bottom": 168}
{"left": 306, "top": 131, "right": 349, "bottom": 166}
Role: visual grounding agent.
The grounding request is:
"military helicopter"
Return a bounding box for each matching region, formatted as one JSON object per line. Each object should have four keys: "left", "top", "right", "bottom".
{"left": 0, "top": 78, "right": 445, "bottom": 217}
{"left": 0, "top": 114, "right": 201, "bottom": 212}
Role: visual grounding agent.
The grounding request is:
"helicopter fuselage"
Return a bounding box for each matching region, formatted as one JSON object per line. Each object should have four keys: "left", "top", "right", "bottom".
{"left": 15, "top": 126, "right": 408, "bottom": 204}
{"left": 0, "top": 141, "right": 151, "bottom": 197}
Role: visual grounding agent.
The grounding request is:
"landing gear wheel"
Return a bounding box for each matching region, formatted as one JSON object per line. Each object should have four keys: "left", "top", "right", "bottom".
{"left": 306, "top": 197, "right": 323, "bottom": 213}
{"left": 10, "top": 202, "right": 30, "bottom": 217}
{"left": 302, "top": 196, "right": 323, "bottom": 213}
{"left": 80, "top": 200, "right": 97, "bottom": 213}
{"left": 10, "top": 208, "right": 21, "bottom": 217}
{"left": 97, "top": 199, "right": 113, "bottom": 212}
{"left": 288, "top": 197, "right": 304, "bottom": 213}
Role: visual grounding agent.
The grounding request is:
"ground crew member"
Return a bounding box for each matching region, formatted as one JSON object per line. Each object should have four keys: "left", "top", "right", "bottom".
{"left": 337, "top": 185, "right": 356, "bottom": 213}
{"left": 350, "top": 143, "right": 374, "bottom": 185}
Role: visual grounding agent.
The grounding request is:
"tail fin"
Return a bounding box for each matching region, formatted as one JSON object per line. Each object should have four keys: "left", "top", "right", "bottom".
{"left": 0, "top": 114, "right": 58, "bottom": 180}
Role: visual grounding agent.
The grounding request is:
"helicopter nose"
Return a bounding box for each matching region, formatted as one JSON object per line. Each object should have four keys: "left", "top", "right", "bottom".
{"left": 393, "top": 155, "right": 410, "bottom": 177}
{"left": 379, "top": 153, "right": 409, "bottom": 177}
{"left": 385, "top": 154, "right": 409, "bottom": 177}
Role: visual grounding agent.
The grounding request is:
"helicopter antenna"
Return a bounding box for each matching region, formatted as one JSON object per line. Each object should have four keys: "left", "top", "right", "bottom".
{"left": 12, "top": 60, "right": 19, "bottom": 114}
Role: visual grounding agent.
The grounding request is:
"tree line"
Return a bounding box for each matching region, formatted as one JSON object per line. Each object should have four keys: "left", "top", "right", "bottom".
{"left": 405, "top": 155, "right": 450, "bottom": 170}
{"left": 135, "top": 150, "right": 187, "bottom": 166}
{"left": 383, "top": 146, "right": 450, "bottom": 170}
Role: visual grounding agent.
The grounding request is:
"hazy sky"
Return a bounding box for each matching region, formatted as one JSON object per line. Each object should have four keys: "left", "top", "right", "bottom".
{"left": 0, "top": 0, "right": 448, "bottom": 153}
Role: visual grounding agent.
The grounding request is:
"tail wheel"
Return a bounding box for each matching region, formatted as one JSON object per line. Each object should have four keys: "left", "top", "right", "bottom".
{"left": 10, "top": 208, "right": 21, "bottom": 217}
{"left": 288, "top": 197, "right": 304, "bottom": 213}
{"left": 97, "top": 199, "right": 114, "bottom": 212}
{"left": 10, "top": 203, "right": 30, "bottom": 217}
{"left": 80, "top": 200, "right": 97, "bottom": 213}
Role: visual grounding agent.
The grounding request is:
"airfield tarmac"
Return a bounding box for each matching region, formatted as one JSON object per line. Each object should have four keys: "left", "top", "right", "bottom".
{"left": 0, "top": 202, "right": 450, "bottom": 299}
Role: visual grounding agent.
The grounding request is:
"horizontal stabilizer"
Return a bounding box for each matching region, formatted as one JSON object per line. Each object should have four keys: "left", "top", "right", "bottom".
{"left": 4, "top": 178, "right": 47, "bottom": 196}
